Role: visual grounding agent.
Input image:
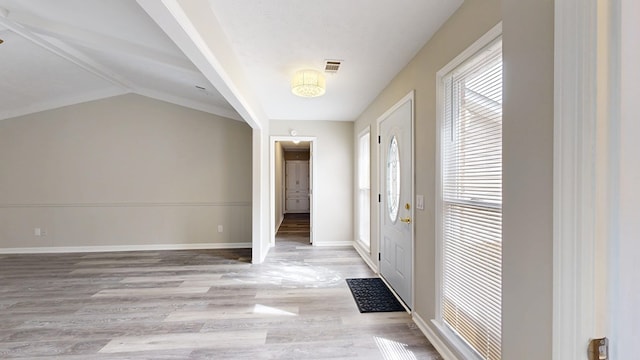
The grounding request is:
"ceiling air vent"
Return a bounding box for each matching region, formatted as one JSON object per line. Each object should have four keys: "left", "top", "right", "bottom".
{"left": 324, "top": 60, "right": 342, "bottom": 73}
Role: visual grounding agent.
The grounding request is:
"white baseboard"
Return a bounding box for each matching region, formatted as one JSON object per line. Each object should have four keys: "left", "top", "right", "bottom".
{"left": 313, "top": 240, "right": 354, "bottom": 247}
{"left": 353, "top": 241, "right": 378, "bottom": 273}
{"left": 0, "top": 242, "right": 252, "bottom": 254}
{"left": 276, "top": 215, "right": 285, "bottom": 232}
{"left": 412, "top": 312, "right": 461, "bottom": 360}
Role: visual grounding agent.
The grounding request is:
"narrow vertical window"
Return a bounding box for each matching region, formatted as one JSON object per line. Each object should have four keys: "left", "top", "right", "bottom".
{"left": 438, "top": 35, "right": 502, "bottom": 360}
{"left": 358, "top": 129, "right": 371, "bottom": 248}
{"left": 386, "top": 136, "right": 401, "bottom": 222}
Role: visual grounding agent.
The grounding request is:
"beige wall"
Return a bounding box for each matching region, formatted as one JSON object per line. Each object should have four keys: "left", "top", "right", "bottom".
{"left": 354, "top": 0, "right": 501, "bottom": 326}
{"left": 270, "top": 120, "right": 353, "bottom": 246}
{"left": 0, "top": 94, "right": 252, "bottom": 251}
{"left": 502, "top": 0, "right": 554, "bottom": 358}
{"left": 354, "top": 0, "right": 554, "bottom": 358}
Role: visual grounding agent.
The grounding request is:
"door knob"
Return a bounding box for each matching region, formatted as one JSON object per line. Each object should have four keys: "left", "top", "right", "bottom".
{"left": 400, "top": 217, "right": 411, "bottom": 224}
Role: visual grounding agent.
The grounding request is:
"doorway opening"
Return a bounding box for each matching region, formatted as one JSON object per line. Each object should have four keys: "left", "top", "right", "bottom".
{"left": 275, "top": 213, "right": 311, "bottom": 247}
{"left": 270, "top": 136, "right": 317, "bottom": 247}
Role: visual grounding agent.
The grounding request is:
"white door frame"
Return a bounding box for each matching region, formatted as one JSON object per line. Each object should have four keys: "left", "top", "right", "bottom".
{"left": 611, "top": 1, "right": 640, "bottom": 356}
{"left": 270, "top": 136, "right": 317, "bottom": 246}
{"left": 553, "top": 0, "right": 618, "bottom": 358}
{"left": 377, "top": 91, "right": 415, "bottom": 310}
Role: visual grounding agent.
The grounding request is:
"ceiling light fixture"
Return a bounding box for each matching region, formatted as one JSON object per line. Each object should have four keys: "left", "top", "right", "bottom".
{"left": 291, "top": 69, "right": 325, "bottom": 98}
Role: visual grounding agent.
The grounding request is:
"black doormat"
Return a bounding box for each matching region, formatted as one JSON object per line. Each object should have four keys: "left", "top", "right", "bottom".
{"left": 346, "top": 278, "right": 405, "bottom": 313}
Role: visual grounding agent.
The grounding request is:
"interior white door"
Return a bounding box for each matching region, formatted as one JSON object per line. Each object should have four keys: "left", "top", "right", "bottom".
{"left": 285, "top": 160, "right": 310, "bottom": 213}
{"left": 379, "top": 97, "right": 413, "bottom": 309}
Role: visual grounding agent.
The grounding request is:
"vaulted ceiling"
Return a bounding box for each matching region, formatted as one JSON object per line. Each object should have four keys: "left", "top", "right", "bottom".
{"left": 0, "top": 0, "right": 462, "bottom": 124}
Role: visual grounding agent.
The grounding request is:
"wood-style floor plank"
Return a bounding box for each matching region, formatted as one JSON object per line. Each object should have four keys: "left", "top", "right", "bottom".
{"left": 0, "top": 214, "right": 442, "bottom": 359}
{"left": 99, "top": 331, "right": 268, "bottom": 353}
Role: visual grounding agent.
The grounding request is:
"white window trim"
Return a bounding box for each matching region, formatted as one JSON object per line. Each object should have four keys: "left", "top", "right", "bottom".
{"left": 357, "top": 126, "right": 372, "bottom": 252}
{"left": 433, "top": 21, "right": 502, "bottom": 360}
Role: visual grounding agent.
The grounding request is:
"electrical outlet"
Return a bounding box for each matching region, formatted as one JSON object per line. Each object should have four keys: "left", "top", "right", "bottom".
{"left": 34, "top": 228, "right": 41, "bottom": 236}
{"left": 217, "top": 225, "right": 223, "bottom": 233}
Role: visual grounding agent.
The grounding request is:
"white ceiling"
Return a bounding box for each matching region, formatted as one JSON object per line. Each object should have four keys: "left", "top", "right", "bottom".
{"left": 0, "top": 0, "right": 462, "bottom": 123}
{"left": 208, "top": 0, "right": 462, "bottom": 121}
{"left": 0, "top": 0, "right": 239, "bottom": 121}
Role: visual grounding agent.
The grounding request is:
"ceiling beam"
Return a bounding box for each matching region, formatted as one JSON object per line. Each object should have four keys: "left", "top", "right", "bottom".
{"left": 137, "top": 0, "right": 267, "bottom": 129}
{"left": 0, "top": 10, "right": 133, "bottom": 90}
{"left": 8, "top": 10, "right": 197, "bottom": 75}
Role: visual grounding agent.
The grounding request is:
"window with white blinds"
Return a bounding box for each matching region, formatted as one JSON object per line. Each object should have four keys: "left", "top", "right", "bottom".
{"left": 439, "top": 37, "right": 502, "bottom": 360}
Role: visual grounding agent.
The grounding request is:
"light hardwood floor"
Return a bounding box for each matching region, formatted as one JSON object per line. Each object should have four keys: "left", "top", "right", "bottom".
{"left": 0, "top": 214, "right": 442, "bottom": 359}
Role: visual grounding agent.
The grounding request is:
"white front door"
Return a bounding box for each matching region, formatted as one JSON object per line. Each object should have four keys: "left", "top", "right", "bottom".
{"left": 379, "top": 95, "right": 413, "bottom": 309}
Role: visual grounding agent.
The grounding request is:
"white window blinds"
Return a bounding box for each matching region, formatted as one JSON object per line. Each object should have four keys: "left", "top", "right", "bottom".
{"left": 441, "top": 38, "right": 502, "bottom": 360}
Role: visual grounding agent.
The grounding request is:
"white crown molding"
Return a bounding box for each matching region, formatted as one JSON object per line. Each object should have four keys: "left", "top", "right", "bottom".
{"left": 0, "top": 88, "right": 128, "bottom": 121}
{"left": 135, "top": 87, "right": 242, "bottom": 121}
{"left": 0, "top": 242, "right": 251, "bottom": 254}
{"left": 0, "top": 87, "right": 244, "bottom": 123}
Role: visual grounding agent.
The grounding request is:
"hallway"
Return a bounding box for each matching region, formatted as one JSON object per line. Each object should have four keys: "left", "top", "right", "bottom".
{"left": 275, "top": 213, "right": 311, "bottom": 239}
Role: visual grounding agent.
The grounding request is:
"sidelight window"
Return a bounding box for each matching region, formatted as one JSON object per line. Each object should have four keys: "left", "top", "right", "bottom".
{"left": 437, "top": 27, "right": 503, "bottom": 360}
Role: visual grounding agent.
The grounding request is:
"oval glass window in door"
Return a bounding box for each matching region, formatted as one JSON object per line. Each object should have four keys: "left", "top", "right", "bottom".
{"left": 387, "top": 135, "right": 400, "bottom": 222}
